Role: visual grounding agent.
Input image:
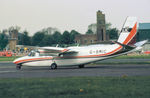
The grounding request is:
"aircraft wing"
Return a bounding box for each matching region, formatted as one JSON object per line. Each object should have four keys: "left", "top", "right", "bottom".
{"left": 58, "top": 49, "right": 78, "bottom": 56}
{"left": 37, "top": 47, "right": 69, "bottom": 53}
{"left": 16, "top": 45, "right": 66, "bottom": 53}
{"left": 37, "top": 47, "right": 78, "bottom": 56}
{"left": 17, "top": 45, "right": 79, "bottom": 55}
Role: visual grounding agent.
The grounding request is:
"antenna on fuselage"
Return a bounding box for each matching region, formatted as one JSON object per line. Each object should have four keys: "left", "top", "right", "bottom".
{"left": 56, "top": 44, "right": 59, "bottom": 47}
{"left": 77, "top": 44, "right": 80, "bottom": 47}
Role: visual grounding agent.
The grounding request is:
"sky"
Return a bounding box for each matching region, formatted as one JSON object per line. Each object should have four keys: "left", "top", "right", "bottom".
{"left": 0, "top": 0, "right": 150, "bottom": 36}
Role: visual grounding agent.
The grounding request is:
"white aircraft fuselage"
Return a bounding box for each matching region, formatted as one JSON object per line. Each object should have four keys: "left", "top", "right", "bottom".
{"left": 14, "top": 44, "right": 122, "bottom": 66}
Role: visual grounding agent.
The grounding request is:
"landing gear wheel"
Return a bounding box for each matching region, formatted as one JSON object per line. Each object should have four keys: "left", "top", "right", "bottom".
{"left": 16, "top": 64, "right": 22, "bottom": 70}
{"left": 78, "top": 65, "right": 84, "bottom": 68}
{"left": 51, "top": 63, "right": 57, "bottom": 69}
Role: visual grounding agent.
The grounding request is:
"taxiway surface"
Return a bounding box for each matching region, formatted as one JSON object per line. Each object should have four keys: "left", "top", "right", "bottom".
{"left": 0, "top": 59, "right": 150, "bottom": 78}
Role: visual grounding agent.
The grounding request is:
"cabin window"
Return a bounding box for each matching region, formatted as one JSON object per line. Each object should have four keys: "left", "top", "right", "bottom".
{"left": 128, "top": 28, "right": 132, "bottom": 32}
{"left": 96, "top": 50, "right": 98, "bottom": 54}
{"left": 84, "top": 40, "right": 87, "bottom": 43}
{"left": 91, "top": 40, "right": 93, "bottom": 43}
{"left": 99, "top": 50, "right": 101, "bottom": 53}
{"left": 39, "top": 53, "right": 54, "bottom": 56}
{"left": 90, "top": 50, "right": 92, "bottom": 54}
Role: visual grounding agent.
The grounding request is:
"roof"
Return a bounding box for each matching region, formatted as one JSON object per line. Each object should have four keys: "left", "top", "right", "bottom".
{"left": 139, "top": 23, "right": 150, "bottom": 30}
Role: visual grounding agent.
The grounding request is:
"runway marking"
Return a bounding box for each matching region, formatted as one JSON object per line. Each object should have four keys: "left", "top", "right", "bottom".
{"left": 0, "top": 71, "right": 16, "bottom": 73}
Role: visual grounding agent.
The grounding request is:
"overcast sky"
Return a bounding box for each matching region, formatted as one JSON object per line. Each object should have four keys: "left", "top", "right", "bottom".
{"left": 0, "top": 0, "right": 150, "bottom": 35}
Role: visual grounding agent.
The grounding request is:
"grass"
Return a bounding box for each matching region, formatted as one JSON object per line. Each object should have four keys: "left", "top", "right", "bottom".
{"left": 94, "top": 61, "right": 150, "bottom": 65}
{"left": 0, "top": 56, "right": 20, "bottom": 61}
{"left": 114, "top": 54, "right": 150, "bottom": 59}
{"left": 0, "top": 77, "right": 150, "bottom": 98}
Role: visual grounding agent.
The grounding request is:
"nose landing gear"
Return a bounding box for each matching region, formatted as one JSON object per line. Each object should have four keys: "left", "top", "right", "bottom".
{"left": 16, "top": 64, "right": 22, "bottom": 70}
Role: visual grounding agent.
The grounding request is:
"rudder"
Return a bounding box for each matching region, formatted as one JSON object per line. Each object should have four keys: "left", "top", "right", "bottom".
{"left": 117, "top": 17, "right": 137, "bottom": 46}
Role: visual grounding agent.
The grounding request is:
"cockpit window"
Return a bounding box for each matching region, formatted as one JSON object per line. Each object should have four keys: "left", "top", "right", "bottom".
{"left": 28, "top": 52, "right": 35, "bottom": 56}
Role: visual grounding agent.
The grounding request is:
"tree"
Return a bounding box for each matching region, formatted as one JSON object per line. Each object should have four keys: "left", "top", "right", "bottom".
{"left": 31, "top": 32, "right": 45, "bottom": 46}
{"left": 40, "top": 35, "right": 54, "bottom": 46}
{"left": 70, "top": 30, "right": 80, "bottom": 44}
{"left": 106, "top": 22, "right": 112, "bottom": 30}
{"left": 86, "top": 29, "right": 94, "bottom": 34}
{"left": 62, "top": 31, "right": 71, "bottom": 44}
{"left": 106, "top": 28, "right": 119, "bottom": 40}
{"left": 88, "top": 23, "right": 97, "bottom": 34}
{"left": 52, "top": 31, "right": 62, "bottom": 44}
{"left": 18, "top": 33, "right": 24, "bottom": 45}
{"left": 41, "top": 27, "right": 59, "bottom": 35}
{"left": 105, "top": 22, "right": 119, "bottom": 40}
{"left": 0, "top": 33, "right": 8, "bottom": 50}
{"left": 18, "top": 31, "right": 31, "bottom": 45}
{"left": 23, "top": 31, "right": 31, "bottom": 45}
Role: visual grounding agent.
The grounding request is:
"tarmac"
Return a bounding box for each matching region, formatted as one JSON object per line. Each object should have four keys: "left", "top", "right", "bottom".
{"left": 0, "top": 59, "right": 150, "bottom": 78}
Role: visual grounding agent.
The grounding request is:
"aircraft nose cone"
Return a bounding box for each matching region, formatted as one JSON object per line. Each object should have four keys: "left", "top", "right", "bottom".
{"left": 13, "top": 57, "right": 23, "bottom": 64}
{"left": 13, "top": 58, "right": 19, "bottom": 64}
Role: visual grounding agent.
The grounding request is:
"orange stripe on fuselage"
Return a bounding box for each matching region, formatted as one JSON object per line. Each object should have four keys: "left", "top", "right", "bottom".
{"left": 123, "top": 23, "right": 137, "bottom": 45}
{"left": 56, "top": 45, "right": 123, "bottom": 59}
{"left": 75, "top": 46, "right": 123, "bottom": 58}
{"left": 14, "top": 57, "right": 53, "bottom": 64}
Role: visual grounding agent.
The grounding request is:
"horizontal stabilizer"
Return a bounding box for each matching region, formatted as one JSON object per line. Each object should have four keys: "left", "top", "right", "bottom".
{"left": 134, "top": 40, "right": 148, "bottom": 47}
{"left": 112, "top": 41, "right": 135, "bottom": 51}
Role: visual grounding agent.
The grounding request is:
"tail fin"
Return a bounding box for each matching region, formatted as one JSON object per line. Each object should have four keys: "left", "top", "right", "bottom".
{"left": 117, "top": 17, "right": 137, "bottom": 46}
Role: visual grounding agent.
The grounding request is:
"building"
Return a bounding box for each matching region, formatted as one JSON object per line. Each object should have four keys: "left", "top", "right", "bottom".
{"left": 136, "top": 23, "right": 150, "bottom": 52}
{"left": 137, "top": 23, "right": 150, "bottom": 41}
{"left": 8, "top": 29, "right": 18, "bottom": 51}
{"left": 41, "top": 27, "right": 59, "bottom": 35}
{"left": 75, "top": 34, "right": 97, "bottom": 45}
{"left": 75, "top": 10, "right": 107, "bottom": 45}
{"left": 97, "top": 10, "right": 106, "bottom": 41}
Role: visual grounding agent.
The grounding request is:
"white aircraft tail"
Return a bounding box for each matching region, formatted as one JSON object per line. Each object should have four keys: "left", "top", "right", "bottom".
{"left": 117, "top": 17, "right": 137, "bottom": 46}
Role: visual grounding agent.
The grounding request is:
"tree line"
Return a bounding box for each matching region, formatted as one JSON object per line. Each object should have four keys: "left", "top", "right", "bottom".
{"left": 0, "top": 24, "right": 118, "bottom": 50}
{"left": 18, "top": 30, "right": 80, "bottom": 47}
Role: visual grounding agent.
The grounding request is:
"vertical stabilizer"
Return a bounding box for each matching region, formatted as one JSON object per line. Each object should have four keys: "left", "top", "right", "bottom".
{"left": 117, "top": 17, "right": 137, "bottom": 45}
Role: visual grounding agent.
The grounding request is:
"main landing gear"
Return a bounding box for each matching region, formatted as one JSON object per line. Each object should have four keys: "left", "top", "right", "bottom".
{"left": 16, "top": 64, "right": 22, "bottom": 70}
{"left": 51, "top": 63, "right": 57, "bottom": 69}
{"left": 78, "top": 64, "right": 84, "bottom": 68}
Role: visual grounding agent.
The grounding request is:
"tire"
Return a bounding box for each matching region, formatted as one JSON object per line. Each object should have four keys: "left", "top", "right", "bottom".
{"left": 51, "top": 63, "right": 57, "bottom": 69}
{"left": 78, "top": 65, "right": 84, "bottom": 68}
{"left": 16, "top": 64, "right": 21, "bottom": 70}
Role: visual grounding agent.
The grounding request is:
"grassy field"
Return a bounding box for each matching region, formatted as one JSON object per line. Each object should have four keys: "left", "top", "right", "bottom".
{"left": 0, "top": 77, "right": 150, "bottom": 98}
{"left": 0, "top": 56, "right": 20, "bottom": 61}
{"left": 115, "top": 54, "right": 150, "bottom": 59}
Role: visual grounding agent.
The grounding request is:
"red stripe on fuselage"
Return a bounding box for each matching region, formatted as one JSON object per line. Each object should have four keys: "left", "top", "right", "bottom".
{"left": 14, "top": 57, "right": 53, "bottom": 64}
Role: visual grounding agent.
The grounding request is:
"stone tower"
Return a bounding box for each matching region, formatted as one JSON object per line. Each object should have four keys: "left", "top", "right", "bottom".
{"left": 97, "top": 10, "right": 106, "bottom": 41}
{"left": 9, "top": 28, "right": 18, "bottom": 51}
